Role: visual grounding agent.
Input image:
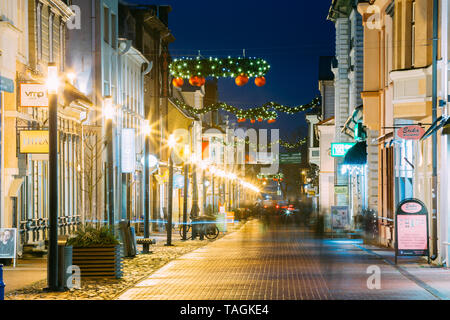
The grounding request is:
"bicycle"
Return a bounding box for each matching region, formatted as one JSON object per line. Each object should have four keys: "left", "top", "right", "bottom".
{"left": 179, "top": 219, "right": 220, "bottom": 240}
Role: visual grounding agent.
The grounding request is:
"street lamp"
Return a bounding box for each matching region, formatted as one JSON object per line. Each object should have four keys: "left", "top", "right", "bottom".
{"left": 143, "top": 120, "right": 151, "bottom": 253}
{"left": 104, "top": 96, "right": 115, "bottom": 232}
{"left": 182, "top": 144, "right": 190, "bottom": 240}
{"left": 166, "top": 134, "right": 176, "bottom": 246}
{"left": 46, "top": 63, "right": 60, "bottom": 292}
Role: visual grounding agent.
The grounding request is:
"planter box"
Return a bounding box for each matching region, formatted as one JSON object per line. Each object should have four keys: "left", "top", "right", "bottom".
{"left": 72, "top": 245, "right": 123, "bottom": 279}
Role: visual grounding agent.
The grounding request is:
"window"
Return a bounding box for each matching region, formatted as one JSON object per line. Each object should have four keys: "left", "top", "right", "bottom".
{"left": 103, "top": 6, "right": 109, "bottom": 44}
{"left": 36, "top": 2, "right": 42, "bottom": 60}
{"left": 111, "top": 13, "right": 117, "bottom": 49}
{"left": 49, "top": 13, "right": 54, "bottom": 62}
{"left": 411, "top": 1, "right": 416, "bottom": 67}
{"left": 59, "top": 22, "right": 65, "bottom": 71}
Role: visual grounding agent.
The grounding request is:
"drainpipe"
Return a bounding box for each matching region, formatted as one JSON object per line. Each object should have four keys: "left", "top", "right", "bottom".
{"left": 431, "top": 0, "right": 439, "bottom": 260}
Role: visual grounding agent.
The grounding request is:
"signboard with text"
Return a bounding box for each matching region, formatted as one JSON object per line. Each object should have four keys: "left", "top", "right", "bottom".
{"left": 395, "top": 198, "right": 429, "bottom": 263}
{"left": 0, "top": 228, "right": 17, "bottom": 259}
{"left": 20, "top": 83, "right": 49, "bottom": 107}
{"left": 280, "top": 152, "right": 302, "bottom": 164}
{"left": 19, "top": 130, "right": 49, "bottom": 154}
{"left": 331, "top": 143, "right": 356, "bottom": 157}
{"left": 121, "top": 129, "right": 136, "bottom": 173}
{"left": 396, "top": 125, "right": 425, "bottom": 140}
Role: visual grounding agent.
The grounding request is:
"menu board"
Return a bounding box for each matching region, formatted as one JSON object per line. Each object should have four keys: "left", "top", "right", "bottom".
{"left": 395, "top": 199, "right": 429, "bottom": 258}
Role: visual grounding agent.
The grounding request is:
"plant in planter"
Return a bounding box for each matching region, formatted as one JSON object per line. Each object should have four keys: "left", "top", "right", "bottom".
{"left": 67, "top": 225, "right": 123, "bottom": 279}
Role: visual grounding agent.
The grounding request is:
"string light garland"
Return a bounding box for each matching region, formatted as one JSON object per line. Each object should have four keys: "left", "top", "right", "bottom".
{"left": 170, "top": 56, "right": 270, "bottom": 80}
{"left": 257, "top": 173, "right": 284, "bottom": 181}
{"left": 172, "top": 96, "right": 321, "bottom": 122}
{"left": 210, "top": 137, "right": 307, "bottom": 150}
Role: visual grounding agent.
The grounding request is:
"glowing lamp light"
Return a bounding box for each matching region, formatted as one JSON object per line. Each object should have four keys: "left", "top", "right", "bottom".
{"left": 168, "top": 134, "right": 177, "bottom": 149}
{"left": 46, "top": 64, "right": 60, "bottom": 94}
{"left": 104, "top": 96, "right": 115, "bottom": 120}
{"left": 143, "top": 120, "right": 151, "bottom": 136}
{"left": 67, "top": 72, "right": 76, "bottom": 85}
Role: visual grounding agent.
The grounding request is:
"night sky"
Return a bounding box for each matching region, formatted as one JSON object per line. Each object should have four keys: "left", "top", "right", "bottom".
{"left": 123, "top": 0, "right": 336, "bottom": 141}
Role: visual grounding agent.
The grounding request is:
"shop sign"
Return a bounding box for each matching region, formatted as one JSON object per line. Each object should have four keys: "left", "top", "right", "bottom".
{"left": 19, "top": 130, "right": 49, "bottom": 153}
{"left": 331, "top": 143, "right": 356, "bottom": 157}
{"left": 0, "top": 76, "right": 14, "bottom": 93}
{"left": 121, "top": 129, "right": 136, "bottom": 173}
{"left": 395, "top": 198, "right": 429, "bottom": 262}
{"left": 20, "top": 84, "right": 48, "bottom": 107}
{"left": 396, "top": 125, "right": 425, "bottom": 140}
{"left": 334, "top": 185, "right": 348, "bottom": 194}
{"left": 280, "top": 152, "right": 302, "bottom": 164}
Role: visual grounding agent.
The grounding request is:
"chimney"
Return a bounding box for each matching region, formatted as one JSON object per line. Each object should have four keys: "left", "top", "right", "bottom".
{"left": 158, "top": 5, "right": 172, "bottom": 27}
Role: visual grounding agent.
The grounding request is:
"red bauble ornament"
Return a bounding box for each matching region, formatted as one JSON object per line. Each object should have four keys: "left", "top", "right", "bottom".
{"left": 237, "top": 118, "right": 247, "bottom": 123}
{"left": 268, "top": 119, "right": 276, "bottom": 124}
{"left": 235, "top": 74, "right": 249, "bottom": 86}
{"left": 255, "top": 76, "right": 266, "bottom": 87}
{"left": 189, "top": 76, "right": 205, "bottom": 87}
{"left": 172, "top": 77, "right": 184, "bottom": 88}
{"left": 250, "top": 119, "right": 256, "bottom": 124}
{"left": 258, "top": 118, "right": 263, "bottom": 122}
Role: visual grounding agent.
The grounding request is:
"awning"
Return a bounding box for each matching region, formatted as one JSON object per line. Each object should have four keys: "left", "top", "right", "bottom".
{"left": 343, "top": 141, "right": 367, "bottom": 165}
{"left": 421, "top": 116, "right": 450, "bottom": 140}
{"left": 62, "top": 81, "right": 93, "bottom": 107}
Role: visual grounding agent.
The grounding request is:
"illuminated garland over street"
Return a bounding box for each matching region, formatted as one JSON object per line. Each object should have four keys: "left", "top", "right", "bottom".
{"left": 211, "top": 137, "right": 307, "bottom": 150}
{"left": 172, "top": 96, "right": 321, "bottom": 121}
{"left": 170, "top": 57, "right": 270, "bottom": 79}
{"left": 257, "top": 173, "right": 284, "bottom": 181}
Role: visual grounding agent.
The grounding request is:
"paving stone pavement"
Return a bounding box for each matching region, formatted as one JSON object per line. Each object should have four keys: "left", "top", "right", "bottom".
{"left": 118, "top": 220, "right": 445, "bottom": 300}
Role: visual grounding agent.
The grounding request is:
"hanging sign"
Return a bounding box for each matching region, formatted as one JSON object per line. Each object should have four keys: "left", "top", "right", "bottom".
{"left": 279, "top": 152, "right": 302, "bottom": 164}
{"left": 19, "top": 130, "right": 49, "bottom": 153}
{"left": 396, "top": 125, "right": 425, "bottom": 140}
{"left": 331, "top": 142, "right": 356, "bottom": 157}
{"left": 121, "top": 128, "right": 136, "bottom": 173}
{"left": 20, "top": 84, "right": 49, "bottom": 107}
{"left": 334, "top": 185, "right": 348, "bottom": 194}
{"left": 395, "top": 198, "right": 429, "bottom": 263}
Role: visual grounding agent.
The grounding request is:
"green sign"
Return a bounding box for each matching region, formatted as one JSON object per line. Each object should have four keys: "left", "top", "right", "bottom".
{"left": 334, "top": 185, "right": 348, "bottom": 194}
{"left": 280, "top": 152, "right": 302, "bottom": 164}
{"left": 331, "top": 142, "right": 356, "bottom": 157}
{"left": 0, "top": 76, "right": 14, "bottom": 93}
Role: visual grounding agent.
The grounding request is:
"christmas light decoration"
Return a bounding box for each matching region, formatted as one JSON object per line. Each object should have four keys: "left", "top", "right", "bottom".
{"left": 170, "top": 56, "right": 270, "bottom": 81}
{"left": 172, "top": 96, "right": 321, "bottom": 122}
{"left": 210, "top": 136, "right": 307, "bottom": 150}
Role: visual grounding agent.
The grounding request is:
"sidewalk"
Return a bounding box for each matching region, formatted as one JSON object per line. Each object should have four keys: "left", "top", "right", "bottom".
{"left": 357, "top": 242, "right": 450, "bottom": 300}
{"left": 2, "top": 257, "right": 47, "bottom": 294}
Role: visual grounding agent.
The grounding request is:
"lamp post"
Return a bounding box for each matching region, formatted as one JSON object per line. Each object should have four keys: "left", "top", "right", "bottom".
{"left": 104, "top": 96, "right": 115, "bottom": 231}
{"left": 46, "top": 63, "right": 59, "bottom": 292}
{"left": 182, "top": 145, "right": 190, "bottom": 241}
{"left": 166, "top": 134, "right": 176, "bottom": 246}
{"left": 143, "top": 121, "right": 151, "bottom": 253}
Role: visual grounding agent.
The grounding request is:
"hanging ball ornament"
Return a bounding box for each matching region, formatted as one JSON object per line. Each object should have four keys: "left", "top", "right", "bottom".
{"left": 255, "top": 76, "right": 266, "bottom": 87}
{"left": 268, "top": 119, "right": 276, "bottom": 124}
{"left": 258, "top": 118, "right": 263, "bottom": 122}
{"left": 250, "top": 119, "right": 256, "bottom": 124}
{"left": 172, "top": 77, "right": 184, "bottom": 88}
{"left": 235, "top": 74, "right": 249, "bottom": 87}
{"left": 189, "top": 76, "right": 204, "bottom": 87}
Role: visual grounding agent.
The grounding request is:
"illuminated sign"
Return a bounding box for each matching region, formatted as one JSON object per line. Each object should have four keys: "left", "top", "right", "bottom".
{"left": 334, "top": 185, "right": 348, "bottom": 194}
{"left": 121, "top": 129, "right": 136, "bottom": 173}
{"left": 395, "top": 198, "right": 429, "bottom": 260}
{"left": 20, "top": 84, "right": 49, "bottom": 107}
{"left": 331, "top": 142, "right": 356, "bottom": 157}
{"left": 19, "top": 130, "right": 49, "bottom": 153}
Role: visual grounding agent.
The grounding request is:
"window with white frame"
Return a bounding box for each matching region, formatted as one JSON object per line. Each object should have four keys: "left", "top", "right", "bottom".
{"left": 49, "top": 12, "right": 54, "bottom": 62}
{"left": 36, "top": 1, "right": 42, "bottom": 60}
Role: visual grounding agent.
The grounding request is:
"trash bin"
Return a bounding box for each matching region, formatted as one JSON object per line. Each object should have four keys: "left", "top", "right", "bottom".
{"left": 58, "top": 244, "right": 72, "bottom": 290}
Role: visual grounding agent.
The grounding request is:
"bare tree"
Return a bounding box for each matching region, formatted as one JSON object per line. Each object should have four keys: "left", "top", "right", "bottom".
{"left": 78, "top": 126, "right": 106, "bottom": 227}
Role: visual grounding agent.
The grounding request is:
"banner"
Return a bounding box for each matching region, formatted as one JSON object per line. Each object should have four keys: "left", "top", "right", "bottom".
{"left": 0, "top": 228, "right": 17, "bottom": 259}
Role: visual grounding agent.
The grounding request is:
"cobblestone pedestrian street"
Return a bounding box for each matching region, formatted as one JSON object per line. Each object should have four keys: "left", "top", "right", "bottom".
{"left": 118, "top": 220, "right": 448, "bottom": 300}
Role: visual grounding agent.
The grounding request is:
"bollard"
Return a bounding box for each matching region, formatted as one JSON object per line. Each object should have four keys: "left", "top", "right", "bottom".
{"left": 0, "top": 264, "right": 5, "bottom": 300}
